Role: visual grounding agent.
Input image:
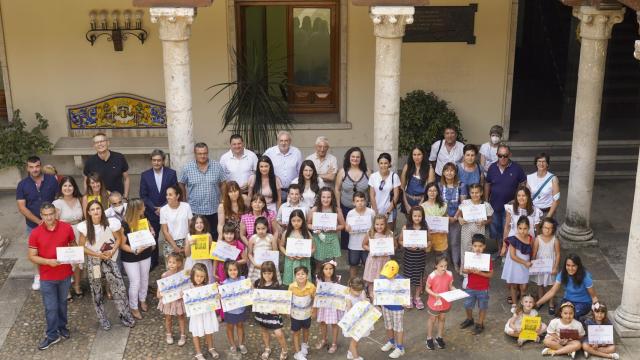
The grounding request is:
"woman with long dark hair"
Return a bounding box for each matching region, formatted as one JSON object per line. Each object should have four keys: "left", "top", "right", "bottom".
{"left": 291, "top": 160, "right": 324, "bottom": 209}
{"left": 400, "top": 146, "right": 435, "bottom": 212}
{"left": 217, "top": 181, "right": 247, "bottom": 239}
{"left": 335, "top": 147, "right": 370, "bottom": 249}
{"left": 248, "top": 156, "right": 282, "bottom": 213}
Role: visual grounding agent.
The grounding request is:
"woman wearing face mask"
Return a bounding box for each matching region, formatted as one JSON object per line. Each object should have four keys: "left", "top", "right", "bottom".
{"left": 479, "top": 125, "right": 503, "bottom": 173}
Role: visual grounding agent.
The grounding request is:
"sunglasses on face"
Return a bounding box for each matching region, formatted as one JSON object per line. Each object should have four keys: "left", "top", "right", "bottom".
{"left": 497, "top": 154, "right": 509, "bottom": 159}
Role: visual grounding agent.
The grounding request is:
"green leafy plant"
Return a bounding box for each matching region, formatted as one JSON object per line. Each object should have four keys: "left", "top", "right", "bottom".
{"left": 0, "top": 110, "right": 53, "bottom": 169}
{"left": 208, "top": 48, "right": 292, "bottom": 154}
{"left": 399, "top": 90, "right": 465, "bottom": 156}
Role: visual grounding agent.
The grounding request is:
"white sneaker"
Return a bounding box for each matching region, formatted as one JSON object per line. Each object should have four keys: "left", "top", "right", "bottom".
{"left": 301, "top": 342, "right": 309, "bottom": 356}
{"left": 611, "top": 353, "right": 620, "bottom": 360}
{"left": 389, "top": 348, "right": 405, "bottom": 358}
{"left": 32, "top": 275, "right": 40, "bottom": 291}
{"left": 347, "top": 351, "right": 354, "bottom": 360}
{"left": 293, "top": 351, "right": 307, "bottom": 360}
{"left": 583, "top": 350, "right": 589, "bottom": 359}
{"left": 380, "top": 341, "right": 395, "bottom": 352}
{"left": 569, "top": 351, "right": 576, "bottom": 359}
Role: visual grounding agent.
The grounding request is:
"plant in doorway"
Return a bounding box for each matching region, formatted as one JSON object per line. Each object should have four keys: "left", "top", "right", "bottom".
{"left": 399, "top": 90, "right": 465, "bottom": 157}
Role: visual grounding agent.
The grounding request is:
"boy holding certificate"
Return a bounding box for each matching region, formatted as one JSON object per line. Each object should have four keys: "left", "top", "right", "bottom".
{"left": 378, "top": 260, "right": 407, "bottom": 359}
{"left": 460, "top": 234, "right": 493, "bottom": 335}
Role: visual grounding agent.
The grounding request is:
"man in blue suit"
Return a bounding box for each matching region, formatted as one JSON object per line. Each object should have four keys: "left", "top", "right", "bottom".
{"left": 139, "top": 149, "right": 177, "bottom": 269}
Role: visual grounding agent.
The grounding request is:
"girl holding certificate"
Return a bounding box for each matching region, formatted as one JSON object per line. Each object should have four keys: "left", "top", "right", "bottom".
{"left": 188, "top": 263, "right": 220, "bottom": 360}
{"left": 184, "top": 215, "right": 214, "bottom": 283}
{"left": 420, "top": 182, "right": 448, "bottom": 254}
{"left": 398, "top": 206, "right": 429, "bottom": 310}
{"left": 439, "top": 162, "right": 468, "bottom": 272}
{"left": 240, "top": 194, "right": 279, "bottom": 246}
{"left": 362, "top": 214, "right": 395, "bottom": 298}
{"left": 501, "top": 185, "right": 543, "bottom": 256}
{"left": 582, "top": 302, "right": 619, "bottom": 359}
{"left": 280, "top": 209, "right": 315, "bottom": 285}
{"left": 501, "top": 216, "right": 533, "bottom": 311}
{"left": 254, "top": 261, "right": 289, "bottom": 360}
{"left": 314, "top": 260, "right": 342, "bottom": 353}
{"left": 456, "top": 183, "right": 493, "bottom": 272}
{"left": 542, "top": 302, "right": 585, "bottom": 357}
{"left": 213, "top": 222, "right": 247, "bottom": 283}
{"left": 248, "top": 217, "right": 280, "bottom": 283}
{"left": 532, "top": 218, "right": 561, "bottom": 315}
{"left": 308, "top": 187, "right": 344, "bottom": 276}
{"left": 157, "top": 253, "right": 187, "bottom": 346}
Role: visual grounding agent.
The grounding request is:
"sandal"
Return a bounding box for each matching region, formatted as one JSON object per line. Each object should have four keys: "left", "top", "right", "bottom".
{"left": 208, "top": 347, "right": 219, "bottom": 359}
{"left": 140, "top": 301, "right": 148, "bottom": 312}
{"left": 67, "top": 292, "right": 74, "bottom": 303}
{"left": 328, "top": 343, "right": 338, "bottom": 354}
{"left": 73, "top": 288, "right": 84, "bottom": 298}
{"left": 261, "top": 348, "right": 272, "bottom": 360}
{"left": 194, "top": 354, "right": 205, "bottom": 360}
{"left": 507, "top": 296, "right": 513, "bottom": 305}
{"left": 415, "top": 297, "right": 425, "bottom": 310}
{"left": 315, "top": 339, "right": 326, "bottom": 350}
{"left": 279, "top": 350, "right": 288, "bottom": 360}
{"left": 131, "top": 309, "right": 143, "bottom": 320}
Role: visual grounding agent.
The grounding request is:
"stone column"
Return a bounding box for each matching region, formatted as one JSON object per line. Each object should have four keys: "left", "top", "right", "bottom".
{"left": 150, "top": 8, "right": 196, "bottom": 176}
{"left": 558, "top": 6, "right": 624, "bottom": 245}
{"left": 370, "top": 6, "right": 414, "bottom": 168}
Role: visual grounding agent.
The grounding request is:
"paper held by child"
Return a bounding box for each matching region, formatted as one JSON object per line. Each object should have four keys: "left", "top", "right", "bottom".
{"left": 369, "top": 237, "right": 395, "bottom": 256}
{"left": 373, "top": 278, "right": 410, "bottom": 306}
{"left": 459, "top": 204, "right": 487, "bottom": 222}
{"left": 425, "top": 216, "right": 449, "bottom": 233}
{"left": 529, "top": 258, "right": 554, "bottom": 274}
{"left": 438, "top": 289, "right": 469, "bottom": 303}
{"left": 518, "top": 316, "right": 542, "bottom": 341}
{"left": 402, "top": 230, "right": 428, "bottom": 248}
{"left": 587, "top": 325, "right": 614, "bottom": 345}
{"left": 219, "top": 278, "right": 253, "bottom": 312}
{"left": 252, "top": 289, "right": 292, "bottom": 314}
{"left": 183, "top": 284, "right": 221, "bottom": 317}
{"left": 463, "top": 252, "right": 491, "bottom": 272}
{"left": 314, "top": 282, "right": 349, "bottom": 311}
{"left": 338, "top": 301, "right": 382, "bottom": 341}
{"left": 211, "top": 241, "right": 241, "bottom": 261}
{"left": 285, "top": 238, "right": 313, "bottom": 258}
{"left": 157, "top": 270, "right": 191, "bottom": 304}
{"left": 312, "top": 212, "right": 338, "bottom": 231}
{"left": 190, "top": 234, "right": 213, "bottom": 260}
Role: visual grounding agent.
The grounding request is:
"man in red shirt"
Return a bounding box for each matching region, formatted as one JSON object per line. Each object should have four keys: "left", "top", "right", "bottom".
{"left": 28, "top": 202, "right": 76, "bottom": 350}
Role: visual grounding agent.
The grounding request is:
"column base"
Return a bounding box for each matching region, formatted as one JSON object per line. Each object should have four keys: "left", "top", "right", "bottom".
{"left": 614, "top": 307, "right": 640, "bottom": 337}
{"left": 557, "top": 222, "right": 598, "bottom": 247}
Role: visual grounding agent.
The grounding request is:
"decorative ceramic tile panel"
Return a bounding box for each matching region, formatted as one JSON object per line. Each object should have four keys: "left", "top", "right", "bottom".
{"left": 66, "top": 93, "right": 166, "bottom": 129}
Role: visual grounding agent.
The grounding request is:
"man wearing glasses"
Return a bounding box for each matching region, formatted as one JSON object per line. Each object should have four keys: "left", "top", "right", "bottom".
{"left": 83, "top": 133, "right": 130, "bottom": 199}
{"left": 484, "top": 143, "right": 526, "bottom": 256}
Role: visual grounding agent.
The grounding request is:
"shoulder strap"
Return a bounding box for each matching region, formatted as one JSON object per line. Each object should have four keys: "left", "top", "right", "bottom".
{"left": 532, "top": 175, "right": 555, "bottom": 200}
{"left": 436, "top": 139, "right": 444, "bottom": 159}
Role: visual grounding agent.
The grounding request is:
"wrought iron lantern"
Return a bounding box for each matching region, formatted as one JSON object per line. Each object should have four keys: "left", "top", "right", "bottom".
{"left": 86, "top": 10, "right": 148, "bottom": 51}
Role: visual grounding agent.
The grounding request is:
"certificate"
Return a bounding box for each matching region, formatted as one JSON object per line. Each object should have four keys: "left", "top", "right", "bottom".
{"left": 136, "top": 218, "right": 150, "bottom": 230}
{"left": 529, "top": 258, "right": 554, "bottom": 274}
{"left": 312, "top": 212, "right": 338, "bottom": 231}
{"left": 314, "top": 282, "right": 348, "bottom": 311}
{"left": 127, "top": 230, "right": 156, "bottom": 250}
{"left": 157, "top": 270, "right": 191, "bottom": 304}
{"left": 369, "top": 237, "right": 395, "bottom": 256}
{"left": 460, "top": 204, "right": 487, "bottom": 222}
{"left": 439, "top": 289, "right": 469, "bottom": 302}
{"left": 254, "top": 249, "right": 280, "bottom": 270}
{"left": 402, "top": 230, "right": 428, "bottom": 248}
{"left": 56, "top": 246, "right": 85, "bottom": 264}
{"left": 519, "top": 316, "right": 542, "bottom": 341}
{"left": 373, "top": 279, "right": 410, "bottom": 306}
{"left": 280, "top": 206, "right": 306, "bottom": 224}
{"left": 463, "top": 252, "right": 491, "bottom": 272}
{"left": 285, "top": 238, "right": 312, "bottom": 257}
{"left": 190, "top": 234, "right": 213, "bottom": 260}
{"left": 252, "top": 289, "right": 292, "bottom": 314}
{"left": 587, "top": 325, "right": 613, "bottom": 345}
{"left": 347, "top": 215, "right": 372, "bottom": 233}
{"left": 183, "top": 284, "right": 220, "bottom": 316}
{"left": 338, "top": 301, "right": 382, "bottom": 341}
{"left": 211, "top": 241, "right": 241, "bottom": 261}
{"left": 219, "top": 278, "right": 253, "bottom": 312}
{"left": 426, "top": 216, "right": 449, "bottom": 233}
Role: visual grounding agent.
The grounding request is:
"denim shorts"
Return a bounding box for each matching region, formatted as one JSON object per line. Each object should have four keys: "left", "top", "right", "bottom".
{"left": 463, "top": 288, "right": 490, "bottom": 310}
{"left": 348, "top": 249, "right": 368, "bottom": 266}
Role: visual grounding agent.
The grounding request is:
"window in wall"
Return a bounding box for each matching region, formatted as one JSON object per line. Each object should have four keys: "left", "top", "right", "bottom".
{"left": 236, "top": 1, "right": 339, "bottom": 114}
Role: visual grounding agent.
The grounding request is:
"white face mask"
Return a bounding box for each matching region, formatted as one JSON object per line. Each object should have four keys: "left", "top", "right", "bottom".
{"left": 491, "top": 135, "right": 501, "bottom": 145}
{"left": 113, "top": 205, "right": 124, "bottom": 213}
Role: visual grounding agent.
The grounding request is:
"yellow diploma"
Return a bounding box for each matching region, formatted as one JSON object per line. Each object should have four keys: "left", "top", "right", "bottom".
{"left": 136, "top": 218, "right": 150, "bottom": 231}
{"left": 518, "top": 315, "right": 541, "bottom": 342}
{"left": 190, "top": 234, "right": 213, "bottom": 260}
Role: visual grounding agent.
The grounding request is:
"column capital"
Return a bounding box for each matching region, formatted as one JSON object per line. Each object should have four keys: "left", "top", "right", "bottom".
{"left": 150, "top": 7, "right": 195, "bottom": 41}
{"left": 573, "top": 5, "right": 624, "bottom": 41}
{"left": 370, "top": 6, "right": 415, "bottom": 38}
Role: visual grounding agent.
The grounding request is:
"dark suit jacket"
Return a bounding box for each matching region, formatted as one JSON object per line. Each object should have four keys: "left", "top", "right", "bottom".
{"left": 139, "top": 167, "right": 178, "bottom": 224}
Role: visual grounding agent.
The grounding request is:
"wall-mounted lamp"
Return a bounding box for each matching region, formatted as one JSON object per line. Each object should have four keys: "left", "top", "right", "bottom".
{"left": 86, "top": 10, "right": 148, "bottom": 51}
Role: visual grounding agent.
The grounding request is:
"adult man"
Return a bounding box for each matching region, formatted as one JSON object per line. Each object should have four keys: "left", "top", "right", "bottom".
{"left": 83, "top": 132, "right": 130, "bottom": 198}
{"left": 484, "top": 143, "right": 526, "bottom": 254}
{"left": 179, "top": 143, "right": 226, "bottom": 239}
{"left": 16, "top": 156, "right": 58, "bottom": 290}
{"left": 306, "top": 136, "right": 338, "bottom": 187}
{"left": 219, "top": 134, "right": 258, "bottom": 193}
{"left": 139, "top": 149, "right": 177, "bottom": 268}
{"left": 264, "top": 131, "right": 302, "bottom": 202}
{"left": 429, "top": 125, "right": 465, "bottom": 181}
{"left": 28, "top": 203, "right": 76, "bottom": 350}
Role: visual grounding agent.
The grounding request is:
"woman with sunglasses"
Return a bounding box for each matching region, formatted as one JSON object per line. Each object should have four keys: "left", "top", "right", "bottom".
{"left": 368, "top": 153, "right": 401, "bottom": 231}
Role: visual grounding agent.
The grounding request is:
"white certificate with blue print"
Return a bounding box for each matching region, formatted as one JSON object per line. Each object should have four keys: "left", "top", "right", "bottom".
{"left": 218, "top": 278, "right": 253, "bottom": 312}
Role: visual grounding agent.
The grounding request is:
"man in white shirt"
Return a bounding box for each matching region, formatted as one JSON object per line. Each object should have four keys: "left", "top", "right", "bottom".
{"left": 429, "top": 124, "right": 465, "bottom": 181}
{"left": 264, "top": 131, "right": 302, "bottom": 202}
{"left": 306, "top": 136, "right": 338, "bottom": 188}
{"left": 219, "top": 134, "right": 258, "bottom": 193}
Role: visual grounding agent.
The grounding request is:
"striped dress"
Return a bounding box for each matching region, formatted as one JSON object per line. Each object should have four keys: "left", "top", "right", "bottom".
{"left": 402, "top": 225, "right": 428, "bottom": 286}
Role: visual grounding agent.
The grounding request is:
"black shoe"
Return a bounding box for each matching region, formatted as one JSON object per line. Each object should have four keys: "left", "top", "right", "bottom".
{"left": 459, "top": 318, "right": 474, "bottom": 329}
{"left": 425, "top": 338, "right": 435, "bottom": 350}
{"left": 58, "top": 328, "right": 70, "bottom": 339}
{"left": 38, "top": 336, "right": 61, "bottom": 350}
{"left": 548, "top": 307, "right": 556, "bottom": 316}
{"left": 435, "top": 337, "right": 446, "bottom": 349}
{"left": 472, "top": 324, "right": 484, "bottom": 335}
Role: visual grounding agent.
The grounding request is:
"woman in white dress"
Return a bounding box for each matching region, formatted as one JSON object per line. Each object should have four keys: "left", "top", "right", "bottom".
{"left": 526, "top": 153, "right": 560, "bottom": 219}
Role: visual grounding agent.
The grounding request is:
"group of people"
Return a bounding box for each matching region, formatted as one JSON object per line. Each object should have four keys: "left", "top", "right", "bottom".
{"left": 18, "top": 125, "right": 616, "bottom": 359}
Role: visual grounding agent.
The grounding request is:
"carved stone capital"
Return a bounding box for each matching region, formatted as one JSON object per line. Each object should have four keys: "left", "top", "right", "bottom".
{"left": 573, "top": 5, "right": 624, "bottom": 41}
{"left": 370, "top": 6, "right": 415, "bottom": 38}
{"left": 150, "top": 7, "right": 195, "bottom": 41}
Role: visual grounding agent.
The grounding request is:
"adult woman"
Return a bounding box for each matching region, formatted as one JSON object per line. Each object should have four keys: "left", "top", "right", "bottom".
{"left": 400, "top": 146, "right": 435, "bottom": 213}
{"left": 291, "top": 160, "right": 325, "bottom": 209}
{"left": 527, "top": 153, "right": 560, "bottom": 218}
{"left": 308, "top": 187, "right": 345, "bottom": 275}
{"left": 335, "top": 147, "right": 370, "bottom": 248}
{"left": 536, "top": 254, "right": 598, "bottom": 320}
{"left": 78, "top": 200, "right": 135, "bottom": 330}
{"left": 217, "top": 181, "right": 246, "bottom": 239}
{"left": 457, "top": 144, "right": 483, "bottom": 193}
{"left": 52, "top": 176, "right": 84, "bottom": 299}
{"left": 160, "top": 185, "right": 193, "bottom": 263}
{"left": 120, "top": 199, "right": 154, "bottom": 320}
{"left": 368, "top": 153, "right": 400, "bottom": 229}
{"left": 502, "top": 185, "right": 543, "bottom": 249}
{"left": 248, "top": 156, "right": 282, "bottom": 213}
{"left": 440, "top": 162, "right": 468, "bottom": 272}
{"left": 82, "top": 172, "right": 110, "bottom": 210}
{"left": 479, "top": 125, "right": 503, "bottom": 173}
{"left": 240, "top": 194, "right": 279, "bottom": 246}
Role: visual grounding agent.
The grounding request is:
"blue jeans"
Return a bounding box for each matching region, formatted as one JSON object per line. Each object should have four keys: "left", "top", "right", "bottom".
{"left": 489, "top": 211, "right": 506, "bottom": 252}
{"left": 40, "top": 276, "right": 72, "bottom": 340}
{"left": 463, "top": 289, "right": 490, "bottom": 310}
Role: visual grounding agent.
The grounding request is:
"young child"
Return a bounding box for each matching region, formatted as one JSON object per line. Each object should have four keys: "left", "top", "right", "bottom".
{"left": 344, "top": 277, "right": 369, "bottom": 360}
{"left": 379, "top": 260, "right": 406, "bottom": 359}
{"left": 439, "top": 162, "right": 468, "bottom": 272}
{"left": 314, "top": 259, "right": 342, "bottom": 353}
{"left": 501, "top": 216, "right": 533, "bottom": 311}
{"left": 309, "top": 187, "right": 345, "bottom": 276}
{"left": 345, "top": 191, "right": 376, "bottom": 280}
{"left": 213, "top": 222, "right": 248, "bottom": 283}
{"left": 425, "top": 255, "right": 455, "bottom": 350}
{"left": 582, "top": 302, "right": 619, "bottom": 359}
{"left": 398, "top": 206, "right": 429, "bottom": 309}
{"left": 532, "top": 217, "right": 561, "bottom": 316}
{"left": 104, "top": 191, "right": 128, "bottom": 221}
{"left": 254, "top": 261, "right": 289, "bottom": 360}
{"left": 542, "top": 302, "right": 585, "bottom": 358}
{"left": 188, "top": 263, "right": 220, "bottom": 360}
{"left": 277, "top": 184, "right": 308, "bottom": 228}
{"left": 456, "top": 183, "right": 493, "bottom": 274}
{"left": 460, "top": 234, "right": 494, "bottom": 335}
{"left": 157, "top": 252, "right": 187, "bottom": 346}
{"left": 504, "top": 294, "right": 547, "bottom": 345}
{"left": 362, "top": 215, "right": 395, "bottom": 298}
{"left": 184, "top": 215, "right": 214, "bottom": 282}
{"left": 248, "top": 216, "right": 280, "bottom": 283}
{"left": 221, "top": 260, "right": 249, "bottom": 355}
{"left": 289, "top": 266, "right": 316, "bottom": 360}
{"left": 421, "top": 182, "right": 448, "bottom": 255}
{"left": 280, "top": 209, "right": 315, "bottom": 286}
